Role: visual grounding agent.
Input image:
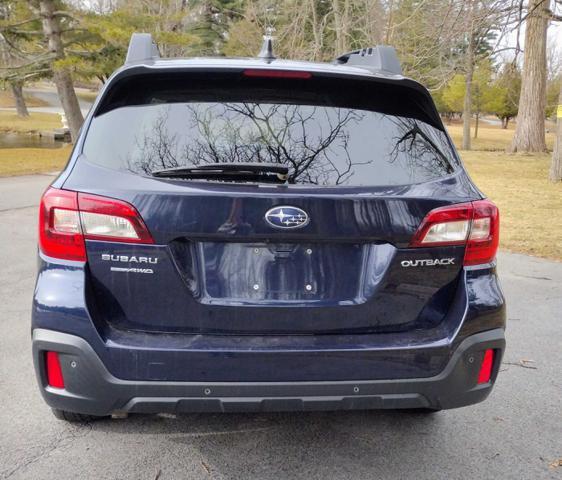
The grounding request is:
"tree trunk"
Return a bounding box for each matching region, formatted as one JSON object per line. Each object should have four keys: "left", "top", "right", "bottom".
{"left": 549, "top": 85, "right": 562, "bottom": 182}
{"left": 39, "top": 0, "right": 84, "bottom": 142}
{"left": 332, "top": 0, "right": 350, "bottom": 54}
{"left": 309, "top": 0, "right": 322, "bottom": 61}
{"left": 333, "top": 0, "right": 343, "bottom": 54}
{"left": 385, "top": 0, "right": 394, "bottom": 44}
{"left": 474, "top": 111, "right": 479, "bottom": 139}
{"left": 342, "top": 0, "right": 350, "bottom": 51}
{"left": 10, "top": 80, "right": 29, "bottom": 117}
{"left": 509, "top": 0, "right": 549, "bottom": 153}
{"left": 462, "top": 58, "right": 474, "bottom": 150}
{"left": 462, "top": 1, "right": 475, "bottom": 151}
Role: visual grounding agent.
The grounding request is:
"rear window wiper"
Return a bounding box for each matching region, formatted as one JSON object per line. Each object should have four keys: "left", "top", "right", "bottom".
{"left": 151, "top": 163, "right": 289, "bottom": 184}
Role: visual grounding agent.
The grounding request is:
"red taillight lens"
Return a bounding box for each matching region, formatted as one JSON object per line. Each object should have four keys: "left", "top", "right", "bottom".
{"left": 45, "top": 351, "right": 65, "bottom": 388}
{"left": 409, "top": 202, "right": 473, "bottom": 247}
{"left": 39, "top": 188, "right": 85, "bottom": 261}
{"left": 410, "top": 199, "right": 499, "bottom": 266}
{"left": 243, "top": 69, "right": 312, "bottom": 79}
{"left": 464, "top": 200, "right": 499, "bottom": 266}
{"left": 78, "top": 193, "right": 154, "bottom": 244}
{"left": 477, "top": 349, "right": 495, "bottom": 384}
{"left": 39, "top": 188, "right": 154, "bottom": 261}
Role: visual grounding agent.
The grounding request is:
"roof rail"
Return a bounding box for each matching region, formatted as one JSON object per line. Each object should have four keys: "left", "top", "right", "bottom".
{"left": 335, "top": 46, "right": 402, "bottom": 75}
{"left": 125, "top": 33, "right": 160, "bottom": 65}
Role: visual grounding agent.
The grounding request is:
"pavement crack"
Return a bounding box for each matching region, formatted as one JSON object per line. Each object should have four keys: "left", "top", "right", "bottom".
{"left": 1, "top": 423, "right": 92, "bottom": 479}
{"left": 0, "top": 205, "right": 38, "bottom": 213}
{"left": 512, "top": 273, "right": 552, "bottom": 281}
{"left": 502, "top": 359, "right": 538, "bottom": 370}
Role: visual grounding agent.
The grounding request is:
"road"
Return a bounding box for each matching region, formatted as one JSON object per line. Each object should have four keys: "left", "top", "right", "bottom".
{"left": 0, "top": 174, "right": 561, "bottom": 480}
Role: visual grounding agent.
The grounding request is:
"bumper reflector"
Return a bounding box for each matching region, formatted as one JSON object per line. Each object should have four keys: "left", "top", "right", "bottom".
{"left": 45, "top": 351, "right": 65, "bottom": 389}
{"left": 477, "top": 349, "right": 494, "bottom": 384}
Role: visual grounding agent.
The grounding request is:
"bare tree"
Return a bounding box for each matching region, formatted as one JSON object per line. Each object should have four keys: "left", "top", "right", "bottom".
{"left": 0, "top": 7, "right": 30, "bottom": 117}
{"left": 550, "top": 84, "right": 562, "bottom": 181}
{"left": 462, "top": 0, "right": 476, "bottom": 150}
{"left": 36, "top": 0, "right": 84, "bottom": 142}
{"left": 0, "top": 44, "right": 29, "bottom": 116}
{"left": 2, "top": 0, "right": 86, "bottom": 140}
{"left": 509, "top": 0, "right": 551, "bottom": 153}
{"left": 509, "top": 0, "right": 553, "bottom": 153}
{"left": 457, "top": 0, "right": 520, "bottom": 150}
{"left": 9, "top": 80, "right": 29, "bottom": 117}
{"left": 332, "top": 0, "right": 351, "bottom": 54}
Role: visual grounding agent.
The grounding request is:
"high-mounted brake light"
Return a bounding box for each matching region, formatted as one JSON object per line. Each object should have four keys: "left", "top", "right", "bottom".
{"left": 243, "top": 69, "right": 312, "bottom": 79}
{"left": 39, "top": 188, "right": 153, "bottom": 261}
{"left": 410, "top": 199, "right": 499, "bottom": 266}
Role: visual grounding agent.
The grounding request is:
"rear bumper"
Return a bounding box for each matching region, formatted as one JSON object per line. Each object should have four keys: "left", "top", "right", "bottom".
{"left": 32, "top": 328, "right": 505, "bottom": 415}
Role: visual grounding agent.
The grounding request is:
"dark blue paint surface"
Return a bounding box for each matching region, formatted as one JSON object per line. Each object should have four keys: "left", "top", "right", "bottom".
{"left": 32, "top": 252, "right": 505, "bottom": 382}
{"left": 34, "top": 62, "right": 504, "bottom": 384}
{"left": 31, "top": 157, "right": 505, "bottom": 381}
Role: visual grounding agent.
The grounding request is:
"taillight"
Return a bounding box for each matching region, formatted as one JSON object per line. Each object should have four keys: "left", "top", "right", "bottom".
{"left": 464, "top": 200, "right": 500, "bottom": 266}
{"left": 45, "top": 351, "right": 65, "bottom": 389}
{"left": 477, "top": 349, "right": 495, "bottom": 384}
{"left": 410, "top": 203, "right": 473, "bottom": 247}
{"left": 39, "top": 188, "right": 153, "bottom": 261}
{"left": 78, "top": 193, "right": 154, "bottom": 243}
{"left": 39, "top": 188, "right": 86, "bottom": 261}
{"left": 243, "top": 69, "right": 312, "bottom": 79}
{"left": 410, "top": 199, "right": 499, "bottom": 266}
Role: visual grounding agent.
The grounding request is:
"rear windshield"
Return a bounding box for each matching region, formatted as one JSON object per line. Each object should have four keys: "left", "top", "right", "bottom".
{"left": 83, "top": 72, "right": 459, "bottom": 187}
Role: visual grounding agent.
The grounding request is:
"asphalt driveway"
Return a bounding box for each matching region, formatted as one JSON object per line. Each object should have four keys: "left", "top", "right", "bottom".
{"left": 0, "top": 174, "right": 560, "bottom": 479}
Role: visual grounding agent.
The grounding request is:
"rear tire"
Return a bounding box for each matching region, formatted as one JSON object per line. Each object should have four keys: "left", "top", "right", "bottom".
{"left": 51, "top": 408, "right": 104, "bottom": 423}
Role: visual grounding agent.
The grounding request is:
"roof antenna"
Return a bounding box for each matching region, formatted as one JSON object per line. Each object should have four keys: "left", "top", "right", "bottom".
{"left": 258, "top": 27, "right": 276, "bottom": 62}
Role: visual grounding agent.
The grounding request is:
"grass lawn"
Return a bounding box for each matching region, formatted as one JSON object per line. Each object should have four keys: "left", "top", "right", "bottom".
{"left": 0, "top": 111, "right": 62, "bottom": 134}
{"left": 0, "top": 89, "right": 49, "bottom": 108}
{"left": 76, "top": 90, "right": 99, "bottom": 102}
{"left": 0, "top": 147, "right": 72, "bottom": 177}
{"left": 447, "top": 123, "right": 556, "bottom": 152}
{"left": 461, "top": 151, "right": 562, "bottom": 261}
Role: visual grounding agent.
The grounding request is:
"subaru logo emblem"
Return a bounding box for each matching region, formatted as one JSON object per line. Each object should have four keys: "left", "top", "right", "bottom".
{"left": 265, "top": 206, "right": 309, "bottom": 229}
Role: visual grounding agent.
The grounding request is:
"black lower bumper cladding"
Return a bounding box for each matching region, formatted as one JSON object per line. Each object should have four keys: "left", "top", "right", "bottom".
{"left": 32, "top": 328, "right": 505, "bottom": 415}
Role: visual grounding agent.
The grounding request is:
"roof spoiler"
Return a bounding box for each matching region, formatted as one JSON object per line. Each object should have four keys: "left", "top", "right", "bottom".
{"left": 123, "top": 34, "right": 402, "bottom": 77}
{"left": 335, "top": 46, "right": 402, "bottom": 75}
{"left": 125, "top": 33, "right": 160, "bottom": 65}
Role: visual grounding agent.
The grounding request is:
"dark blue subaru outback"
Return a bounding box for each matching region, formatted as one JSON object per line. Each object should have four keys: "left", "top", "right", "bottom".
{"left": 32, "top": 34, "right": 505, "bottom": 422}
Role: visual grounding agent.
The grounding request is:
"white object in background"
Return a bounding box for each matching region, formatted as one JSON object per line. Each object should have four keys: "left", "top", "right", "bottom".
{"left": 60, "top": 113, "right": 69, "bottom": 129}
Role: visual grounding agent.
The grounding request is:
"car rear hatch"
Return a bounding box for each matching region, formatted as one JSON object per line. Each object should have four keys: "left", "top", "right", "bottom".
{"left": 65, "top": 67, "right": 482, "bottom": 336}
